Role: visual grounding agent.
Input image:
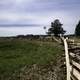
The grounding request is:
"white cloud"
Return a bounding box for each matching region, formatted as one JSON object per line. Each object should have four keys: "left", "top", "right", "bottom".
{"left": 0, "top": 12, "right": 52, "bottom": 25}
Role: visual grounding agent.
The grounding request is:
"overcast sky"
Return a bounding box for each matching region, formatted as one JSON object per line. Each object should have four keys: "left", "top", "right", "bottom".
{"left": 0, "top": 0, "right": 80, "bottom": 36}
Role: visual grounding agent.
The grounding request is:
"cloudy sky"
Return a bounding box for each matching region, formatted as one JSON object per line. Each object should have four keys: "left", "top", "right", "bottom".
{"left": 0, "top": 0, "right": 80, "bottom": 36}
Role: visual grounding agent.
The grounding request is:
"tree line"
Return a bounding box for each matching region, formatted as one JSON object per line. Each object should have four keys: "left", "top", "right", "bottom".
{"left": 44, "top": 19, "right": 80, "bottom": 36}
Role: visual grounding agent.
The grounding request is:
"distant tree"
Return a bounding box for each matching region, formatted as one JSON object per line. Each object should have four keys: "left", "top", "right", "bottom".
{"left": 47, "top": 19, "right": 66, "bottom": 36}
{"left": 43, "top": 26, "right": 47, "bottom": 34}
{"left": 75, "top": 20, "right": 80, "bottom": 36}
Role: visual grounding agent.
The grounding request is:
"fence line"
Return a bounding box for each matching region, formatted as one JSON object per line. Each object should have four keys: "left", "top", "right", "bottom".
{"left": 62, "top": 37, "right": 80, "bottom": 80}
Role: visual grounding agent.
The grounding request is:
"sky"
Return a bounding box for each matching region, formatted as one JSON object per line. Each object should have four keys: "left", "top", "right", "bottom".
{"left": 0, "top": 0, "right": 80, "bottom": 36}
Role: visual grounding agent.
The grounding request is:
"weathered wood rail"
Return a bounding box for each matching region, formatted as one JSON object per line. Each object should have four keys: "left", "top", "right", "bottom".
{"left": 62, "top": 37, "right": 80, "bottom": 80}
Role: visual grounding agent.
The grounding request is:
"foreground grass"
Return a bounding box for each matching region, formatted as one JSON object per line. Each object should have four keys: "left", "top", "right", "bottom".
{"left": 0, "top": 39, "right": 63, "bottom": 80}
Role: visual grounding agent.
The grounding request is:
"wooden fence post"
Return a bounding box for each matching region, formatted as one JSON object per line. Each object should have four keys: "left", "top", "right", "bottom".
{"left": 63, "top": 38, "right": 71, "bottom": 80}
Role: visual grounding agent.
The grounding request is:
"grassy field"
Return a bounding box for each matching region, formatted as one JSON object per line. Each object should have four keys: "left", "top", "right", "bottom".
{"left": 0, "top": 38, "right": 64, "bottom": 80}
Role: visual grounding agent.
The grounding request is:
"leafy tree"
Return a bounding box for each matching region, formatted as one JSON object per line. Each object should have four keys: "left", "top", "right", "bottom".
{"left": 47, "top": 19, "right": 66, "bottom": 36}
{"left": 75, "top": 20, "right": 80, "bottom": 36}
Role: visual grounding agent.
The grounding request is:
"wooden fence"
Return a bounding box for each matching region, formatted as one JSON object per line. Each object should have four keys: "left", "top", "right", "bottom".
{"left": 62, "top": 37, "right": 80, "bottom": 80}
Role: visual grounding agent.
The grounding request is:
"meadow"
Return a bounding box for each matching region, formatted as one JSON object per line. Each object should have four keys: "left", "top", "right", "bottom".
{"left": 0, "top": 38, "right": 64, "bottom": 80}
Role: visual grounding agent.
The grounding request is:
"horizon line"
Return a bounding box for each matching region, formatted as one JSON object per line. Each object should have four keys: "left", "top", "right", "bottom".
{"left": 0, "top": 24, "right": 42, "bottom": 27}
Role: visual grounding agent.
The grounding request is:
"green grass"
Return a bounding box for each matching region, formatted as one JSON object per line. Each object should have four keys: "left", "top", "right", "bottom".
{"left": 0, "top": 39, "right": 63, "bottom": 80}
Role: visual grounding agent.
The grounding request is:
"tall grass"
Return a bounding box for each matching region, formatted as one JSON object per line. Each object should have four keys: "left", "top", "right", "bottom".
{"left": 0, "top": 39, "right": 63, "bottom": 79}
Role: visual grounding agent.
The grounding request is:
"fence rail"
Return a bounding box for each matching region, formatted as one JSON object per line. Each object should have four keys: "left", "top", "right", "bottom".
{"left": 62, "top": 37, "right": 80, "bottom": 80}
